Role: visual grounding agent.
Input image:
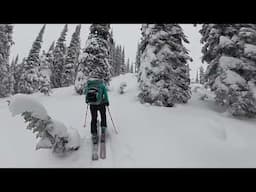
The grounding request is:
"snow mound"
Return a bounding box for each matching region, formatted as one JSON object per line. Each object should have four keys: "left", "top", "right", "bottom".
{"left": 9, "top": 94, "right": 48, "bottom": 120}
{"left": 49, "top": 120, "right": 69, "bottom": 138}
{"left": 66, "top": 128, "right": 81, "bottom": 150}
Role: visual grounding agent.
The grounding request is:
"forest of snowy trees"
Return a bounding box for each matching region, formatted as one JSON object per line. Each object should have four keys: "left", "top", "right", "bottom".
{"left": 0, "top": 24, "right": 133, "bottom": 97}
{"left": 1, "top": 24, "right": 256, "bottom": 118}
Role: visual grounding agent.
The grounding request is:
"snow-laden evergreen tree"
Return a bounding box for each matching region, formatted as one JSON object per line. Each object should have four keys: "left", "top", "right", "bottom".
{"left": 135, "top": 41, "right": 141, "bottom": 73}
{"left": 199, "top": 66, "right": 205, "bottom": 84}
{"left": 19, "top": 25, "right": 46, "bottom": 94}
{"left": 9, "top": 58, "right": 15, "bottom": 94}
{"left": 46, "top": 41, "right": 55, "bottom": 88}
{"left": 62, "top": 24, "right": 81, "bottom": 87}
{"left": 15, "top": 58, "right": 26, "bottom": 93}
{"left": 138, "top": 24, "right": 192, "bottom": 107}
{"left": 9, "top": 55, "right": 19, "bottom": 95}
{"left": 111, "top": 44, "right": 117, "bottom": 76}
{"left": 51, "top": 24, "right": 68, "bottom": 88}
{"left": 75, "top": 24, "right": 112, "bottom": 94}
{"left": 195, "top": 70, "right": 199, "bottom": 83}
{"left": 113, "top": 45, "right": 122, "bottom": 76}
{"left": 130, "top": 62, "right": 134, "bottom": 73}
{"left": 38, "top": 50, "right": 52, "bottom": 95}
{"left": 126, "top": 58, "right": 130, "bottom": 73}
{"left": 109, "top": 29, "right": 115, "bottom": 76}
{"left": 0, "top": 24, "right": 13, "bottom": 98}
{"left": 120, "top": 47, "right": 126, "bottom": 74}
{"left": 39, "top": 75, "right": 51, "bottom": 96}
{"left": 200, "top": 24, "right": 256, "bottom": 117}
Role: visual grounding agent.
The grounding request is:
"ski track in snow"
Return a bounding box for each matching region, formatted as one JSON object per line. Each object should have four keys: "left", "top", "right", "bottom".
{"left": 2, "top": 74, "right": 256, "bottom": 167}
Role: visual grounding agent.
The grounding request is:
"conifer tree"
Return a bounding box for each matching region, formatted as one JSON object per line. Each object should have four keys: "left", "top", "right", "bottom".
{"left": 130, "top": 63, "right": 134, "bottom": 73}
{"left": 126, "top": 58, "right": 130, "bottom": 73}
{"left": 19, "top": 24, "right": 46, "bottom": 94}
{"left": 135, "top": 41, "right": 141, "bottom": 73}
{"left": 75, "top": 24, "right": 112, "bottom": 94}
{"left": 199, "top": 66, "right": 205, "bottom": 84}
{"left": 138, "top": 24, "right": 192, "bottom": 107}
{"left": 109, "top": 29, "right": 115, "bottom": 76}
{"left": 15, "top": 58, "right": 26, "bottom": 93}
{"left": 200, "top": 24, "right": 256, "bottom": 116}
{"left": 9, "top": 55, "right": 19, "bottom": 94}
{"left": 51, "top": 24, "right": 68, "bottom": 88}
{"left": 47, "top": 41, "right": 55, "bottom": 88}
{"left": 62, "top": 24, "right": 81, "bottom": 87}
{"left": 0, "top": 24, "right": 13, "bottom": 98}
{"left": 120, "top": 47, "right": 126, "bottom": 74}
{"left": 114, "top": 45, "right": 122, "bottom": 76}
{"left": 195, "top": 70, "right": 199, "bottom": 83}
{"left": 39, "top": 50, "right": 52, "bottom": 95}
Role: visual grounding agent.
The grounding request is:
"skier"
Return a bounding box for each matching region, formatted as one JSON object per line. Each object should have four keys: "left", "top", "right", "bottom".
{"left": 84, "top": 76, "right": 109, "bottom": 145}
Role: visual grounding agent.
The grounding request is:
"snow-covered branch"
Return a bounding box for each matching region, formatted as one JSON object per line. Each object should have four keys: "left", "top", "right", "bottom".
{"left": 8, "top": 94, "right": 80, "bottom": 153}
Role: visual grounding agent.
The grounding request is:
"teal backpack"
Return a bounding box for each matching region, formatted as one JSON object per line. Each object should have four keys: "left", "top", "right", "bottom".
{"left": 85, "top": 80, "right": 104, "bottom": 105}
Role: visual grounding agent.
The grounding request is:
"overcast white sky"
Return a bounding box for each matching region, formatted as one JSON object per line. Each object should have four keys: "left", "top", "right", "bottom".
{"left": 11, "top": 24, "right": 204, "bottom": 80}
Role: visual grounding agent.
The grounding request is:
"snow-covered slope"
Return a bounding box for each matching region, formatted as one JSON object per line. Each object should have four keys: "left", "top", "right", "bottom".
{"left": 1, "top": 73, "right": 256, "bottom": 167}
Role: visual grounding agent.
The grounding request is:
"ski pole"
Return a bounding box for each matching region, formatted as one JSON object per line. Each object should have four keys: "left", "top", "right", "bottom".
{"left": 107, "top": 107, "right": 119, "bottom": 134}
{"left": 83, "top": 104, "right": 89, "bottom": 128}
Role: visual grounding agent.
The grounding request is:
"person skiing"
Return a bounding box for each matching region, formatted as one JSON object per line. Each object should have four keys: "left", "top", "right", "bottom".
{"left": 84, "top": 76, "right": 109, "bottom": 144}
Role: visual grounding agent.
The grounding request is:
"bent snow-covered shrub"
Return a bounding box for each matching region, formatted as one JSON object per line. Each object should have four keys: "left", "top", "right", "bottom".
{"left": 8, "top": 94, "right": 80, "bottom": 153}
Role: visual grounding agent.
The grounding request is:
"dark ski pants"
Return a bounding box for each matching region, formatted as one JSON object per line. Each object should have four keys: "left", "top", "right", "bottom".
{"left": 90, "top": 104, "right": 107, "bottom": 135}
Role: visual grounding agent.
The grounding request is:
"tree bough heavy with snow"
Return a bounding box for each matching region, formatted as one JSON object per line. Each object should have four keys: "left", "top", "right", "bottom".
{"left": 75, "top": 24, "right": 112, "bottom": 94}
{"left": 8, "top": 94, "right": 80, "bottom": 153}
{"left": 138, "top": 24, "right": 192, "bottom": 107}
{"left": 200, "top": 24, "right": 256, "bottom": 117}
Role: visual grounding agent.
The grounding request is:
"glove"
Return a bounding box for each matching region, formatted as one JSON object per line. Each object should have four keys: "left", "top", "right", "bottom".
{"left": 105, "top": 102, "right": 109, "bottom": 106}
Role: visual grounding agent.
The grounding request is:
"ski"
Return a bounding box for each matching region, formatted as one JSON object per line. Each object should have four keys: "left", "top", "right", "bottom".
{"left": 92, "top": 120, "right": 99, "bottom": 161}
{"left": 100, "top": 133, "right": 106, "bottom": 159}
{"left": 92, "top": 140, "right": 99, "bottom": 161}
